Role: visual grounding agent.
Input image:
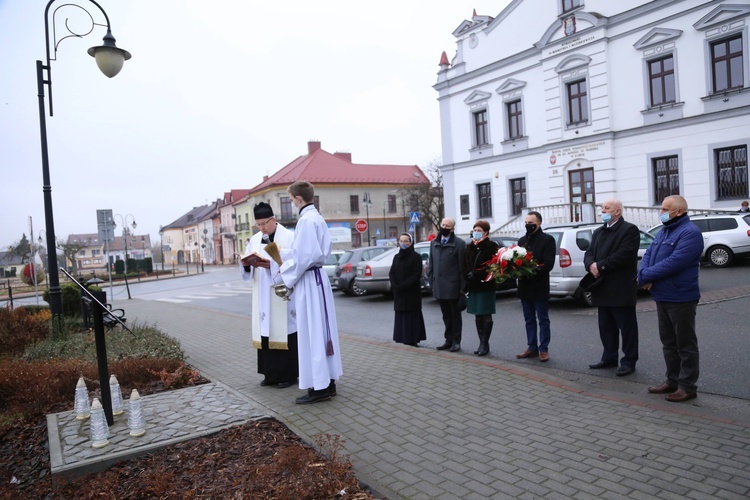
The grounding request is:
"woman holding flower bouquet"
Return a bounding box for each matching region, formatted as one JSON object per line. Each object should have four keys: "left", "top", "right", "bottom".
{"left": 462, "top": 220, "right": 500, "bottom": 356}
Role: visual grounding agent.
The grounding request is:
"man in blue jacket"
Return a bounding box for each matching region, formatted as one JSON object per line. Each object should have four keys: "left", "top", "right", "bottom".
{"left": 638, "top": 195, "right": 704, "bottom": 403}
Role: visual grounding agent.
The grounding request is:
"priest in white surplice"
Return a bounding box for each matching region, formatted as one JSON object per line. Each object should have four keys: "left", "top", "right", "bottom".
{"left": 275, "top": 180, "right": 342, "bottom": 404}
{"left": 240, "top": 202, "right": 298, "bottom": 388}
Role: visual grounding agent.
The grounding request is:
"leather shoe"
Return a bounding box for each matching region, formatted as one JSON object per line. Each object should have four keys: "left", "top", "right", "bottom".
{"left": 539, "top": 352, "right": 550, "bottom": 362}
{"left": 588, "top": 360, "right": 617, "bottom": 369}
{"left": 260, "top": 379, "right": 277, "bottom": 387}
{"left": 449, "top": 342, "right": 461, "bottom": 352}
{"left": 276, "top": 381, "right": 294, "bottom": 389}
{"left": 436, "top": 341, "right": 452, "bottom": 351}
{"left": 648, "top": 382, "right": 677, "bottom": 394}
{"left": 516, "top": 349, "right": 539, "bottom": 359}
{"left": 666, "top": 388, "right": 697, "bottom": 403}
{"left": 295, "top": 389, "right": 331, "bottom": 405}
{"left": 328, "top": 380, "right": 337, "bottom": 397}
{"left": 616, "top": 366, "right": 635, "bottom": 377}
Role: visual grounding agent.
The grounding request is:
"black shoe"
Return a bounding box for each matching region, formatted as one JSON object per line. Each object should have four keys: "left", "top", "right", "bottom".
{"left": 449, "top": 342, "right": 461, "bottom": 352}
{"left": 588, "top": 360, "right": 617, "bottom": 369}
{"left": 616, "top": 366, "right": 635, "bottom": 377}
{"left": 328, "top": 380, "right": 337, "bottom": 397}
{"left": 295, "top": 389, "right": 331, "bottom": 405}
{"left": 436, "top": 341, "right": 452, "bottom": 351}
{"left": 260, "top": 379, "right": 277, "bottom": 387}
{"left": 276, "top": 381, "right": 294, "bottom": 389}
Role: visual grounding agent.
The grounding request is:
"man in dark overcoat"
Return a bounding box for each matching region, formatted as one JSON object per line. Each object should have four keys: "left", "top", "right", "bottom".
{"left": 583, "top": 199, "right": 641, "bottom": 376}
{"left": 428, "top": 217, "right": 467, "bottom": 352}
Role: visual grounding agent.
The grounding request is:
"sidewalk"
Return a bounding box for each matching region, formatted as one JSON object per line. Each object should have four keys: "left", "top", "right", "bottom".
{"left": 118, "top": 298, "right": 750, "bottom": 499}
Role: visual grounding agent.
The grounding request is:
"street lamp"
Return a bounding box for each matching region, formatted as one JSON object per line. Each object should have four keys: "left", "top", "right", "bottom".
{"left": 363, "top": 192, "right": 373, "bottom": 246}
{"left": 36, "top": 0, "right": 131, "bottom": 320}
{"left": 159, "top": 227, "right": 165, "bottom": 272}
{"left": 113, "top": 213, "right": 136, "bottom": 299}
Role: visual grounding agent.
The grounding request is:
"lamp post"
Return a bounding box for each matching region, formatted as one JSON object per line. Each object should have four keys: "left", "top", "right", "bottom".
{"left": 159, "top": 227, "right": 165, "bottom": 272}
{"left": 36, "top": 0, "right": 131, "bottom": 321}
{"left": 363, "top": 192, "right": 372, "bottom": 246}
{"left": 113, "top": 214, "right": 136, "bottom": 299}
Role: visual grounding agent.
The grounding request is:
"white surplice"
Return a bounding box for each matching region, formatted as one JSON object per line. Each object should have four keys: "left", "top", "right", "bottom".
{"left": 279, "top": 204, "right": 342, "bottom": 391}
{"left": 240, "top": 224, "right": 296, "bottom": 348}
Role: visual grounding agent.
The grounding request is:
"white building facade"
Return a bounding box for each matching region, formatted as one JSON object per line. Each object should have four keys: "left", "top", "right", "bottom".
{"left": 435, "top": 0, "right": 750, "bottom": 235}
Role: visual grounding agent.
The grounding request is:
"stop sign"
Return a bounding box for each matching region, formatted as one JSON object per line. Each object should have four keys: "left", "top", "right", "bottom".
{"left": 355, "top": 219, "right": 368, "bottom": 233}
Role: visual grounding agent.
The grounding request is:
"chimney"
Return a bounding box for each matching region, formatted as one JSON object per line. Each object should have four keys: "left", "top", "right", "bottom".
{"left": 263, "top": 175, "right": 269, "bottom": 181}
{"left": 334, "top": 151, "right": 352, "bottom": 162}
{"left": 308, "top": 141, "right": 321, "bottom": 154}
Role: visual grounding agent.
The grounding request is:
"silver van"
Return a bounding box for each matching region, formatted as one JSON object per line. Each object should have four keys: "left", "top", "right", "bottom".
{"left": 544, "top": 223, "right": 654, "bottom": 305}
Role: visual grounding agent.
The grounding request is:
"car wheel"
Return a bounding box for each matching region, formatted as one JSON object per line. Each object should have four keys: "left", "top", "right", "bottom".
{"left": 350, "top": 282, "right": 368, "bottom": 296}
{"left": 707, "top": 245, "right": 733, "bottom": 267}
{"left": 574, "top": 287, "right": 594, "bottom": 306}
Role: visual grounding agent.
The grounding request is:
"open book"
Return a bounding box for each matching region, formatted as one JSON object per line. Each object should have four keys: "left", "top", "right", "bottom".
{"left": 240, "top": 252, "right": 270, "bottom": 267}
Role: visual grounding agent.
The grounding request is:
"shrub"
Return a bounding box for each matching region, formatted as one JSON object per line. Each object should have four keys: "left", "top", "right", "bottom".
{"left": 42, "top": 282, "right": 84, "bottom": 317}
{"left": 0, "top": 307, "right": 51, "bottom": 356}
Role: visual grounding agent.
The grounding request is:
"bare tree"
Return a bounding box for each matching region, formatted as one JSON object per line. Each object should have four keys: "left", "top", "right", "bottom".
{"left": 58, "top": 239, "right": 87, "bottom": 274}
{"left": 398, "top": 158, "right": 444, "bottom": 239}
{"left": 6, "top": 234, "right": 33, "bottom": 264}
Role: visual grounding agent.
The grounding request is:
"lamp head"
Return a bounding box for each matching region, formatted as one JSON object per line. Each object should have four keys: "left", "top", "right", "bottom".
{"left": 87, "top": 30, "right": 131, "bottom": 78}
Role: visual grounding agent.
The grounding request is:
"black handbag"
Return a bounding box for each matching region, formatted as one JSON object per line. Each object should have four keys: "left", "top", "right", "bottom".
{"left": 458, "top": 292, "right": 468, "bottom": 312}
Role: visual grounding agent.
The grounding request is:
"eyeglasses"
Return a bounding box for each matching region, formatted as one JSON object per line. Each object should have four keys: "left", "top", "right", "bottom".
{"left": 256, "top": 218, "right": 275, "bottom": 227}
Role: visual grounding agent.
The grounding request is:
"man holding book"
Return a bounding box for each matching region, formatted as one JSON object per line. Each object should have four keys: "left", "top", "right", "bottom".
{"left": 240, "top": 202, "right": 298, "bottom": 388}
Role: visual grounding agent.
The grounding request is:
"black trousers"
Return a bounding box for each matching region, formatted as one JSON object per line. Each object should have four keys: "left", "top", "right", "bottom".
{"left": 656, "top": 301, "right": 699, "bottom": 391}
{"left": 438, "top": 299, "right": 462, "bottom": 343}
{"left": 597, "top": 306, "right": 639, "bottom": 368}
{"left": 257, "top": 333, "right": 299, "bottom": 384}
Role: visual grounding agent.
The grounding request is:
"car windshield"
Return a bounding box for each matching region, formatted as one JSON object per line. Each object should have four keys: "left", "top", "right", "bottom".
{"left": 324, "top": 253, "right": 340, "bottom": 265}
{"left": 372, "top": 247, "right": 399, "bottom": 261}
{"left": 338, "top": 251, "right": 353, "bottom": 265}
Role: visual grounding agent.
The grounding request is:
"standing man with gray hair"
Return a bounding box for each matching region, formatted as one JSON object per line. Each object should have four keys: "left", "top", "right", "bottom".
{"left": 428, "top": 217, "right": 466, "bottom": 352}
{"left": 638, "top": 195, "right": 703, "bottom": 402}
{"left": 584, "top": 199, "right": 641, "bottom": 377}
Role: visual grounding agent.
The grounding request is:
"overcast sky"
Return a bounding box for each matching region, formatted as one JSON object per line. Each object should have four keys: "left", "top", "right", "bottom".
{"left": 0, "top": 0, "right": 510, "bottom": 249}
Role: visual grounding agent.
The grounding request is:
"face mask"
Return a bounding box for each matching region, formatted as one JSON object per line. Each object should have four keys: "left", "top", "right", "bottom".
{"left": 472, "top": 231, "right": 483, "bottom": 240}
{"left": 659, "top": 212, "right": 671, "bottom": 224}
{"left": 439, "top": 227, "right": 451, "bottom": 237}
{"left": 399, "top": 243, "right": 410, "bottom": 250}
{"left": 601, "top": 213, "right": 612, "bottom": 223}
{"left": 525, "top": 224, "right": 537, "bottom": 234}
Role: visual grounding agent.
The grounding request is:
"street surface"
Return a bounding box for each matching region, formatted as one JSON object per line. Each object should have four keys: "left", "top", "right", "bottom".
{"left": 6, "top": 259, "right": 750, "bottom": 401}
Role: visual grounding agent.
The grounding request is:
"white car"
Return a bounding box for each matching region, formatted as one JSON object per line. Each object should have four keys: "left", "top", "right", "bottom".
{"left": 354, "top": 242, "right": 431, "bottom": 295}
{"left": 648, "top": 213, "right": 750, "bottom": 267}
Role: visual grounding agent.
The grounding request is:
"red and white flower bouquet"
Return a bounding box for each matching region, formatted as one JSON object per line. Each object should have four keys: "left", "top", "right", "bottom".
{"left": 482, "top": 244, "right": 540, "bottom": 284}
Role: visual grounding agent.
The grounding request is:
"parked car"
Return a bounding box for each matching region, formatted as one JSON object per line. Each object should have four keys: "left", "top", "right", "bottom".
{"left": 334, "top": 246, "right": 391, "bottom": 296}
{"left": 647, "top": 213, "right": 750, "bottom": 267}
{"left": 323, "top": 250, "right": 344, "bottom": 286}
{"left": 354, "top": 242, "right": 432, "bottom": 296}
{"left": 544, "top": 223, "right": 654, "bottom": 305}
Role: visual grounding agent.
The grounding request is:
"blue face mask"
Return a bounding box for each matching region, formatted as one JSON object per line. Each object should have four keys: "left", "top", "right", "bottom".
{"left": 659, "top": 212, "right": 671, "bottom": 224}
{"left": 472, "top": 231, "right": 483, "bottom": 240}
{"left": 601, "top": 213, "right": 612, "bottom": 223}
{"left": 400, "top": 243, "right": 410, "bottom": 250}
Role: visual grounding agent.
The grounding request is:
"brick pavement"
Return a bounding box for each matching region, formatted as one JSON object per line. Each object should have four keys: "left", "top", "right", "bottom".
{"left": 121, "top": 298, "right": 750, "bottom": 499}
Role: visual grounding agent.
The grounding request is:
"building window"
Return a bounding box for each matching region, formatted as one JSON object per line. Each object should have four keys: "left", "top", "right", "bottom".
{"left": 350, "top": 195, "right": 359, "bottom": 213}
{"left": 280, "top": 197, "right": 293, "bottom": 220}
{"left": 477, "top": 183, "right": 492, "bottom": 218}
{"left": 78, "top": 249, "right": 86, "bottom": 256}
{"left": 506, "top": 100, "right": 523, "bottom": 139}
{"left": 711, "top": 35, "right": 744, "bottom": 93}
{"left": 561, "top": 0, "right": 578, "bottom": 14}
{"left": 473, "top": 110, "right": 488, "bottom": 147}
{"left": 510, "top": 178, "right": 526, "bottom": 215}
{"left": 652, "top": 156, "right": 680, "bottom": 204}
{"left": 460, "top": 195, "right": 470, "bottom": 216}
{"left": 314, "top": 195, "right": 320, "bottom": 212}
{"left": 716, "top": 146, "right": 748, "bottom": 200}
{"left": 387, "top": 194, "right": 397, "bottom": 213}
{"left": 410, "top": 194, "right": 419, "bottom": 212}
{"left": 648, "top": 55, "right": 675, "bottom": 106}
{"left": 388, "top": 226, "right": 398, "bottom": 238}
{"left": 567, "top": 79, "right": 588, "bottom": 124}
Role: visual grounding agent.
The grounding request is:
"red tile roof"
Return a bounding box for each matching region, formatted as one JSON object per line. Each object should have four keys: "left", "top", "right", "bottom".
{"left": 249, "top": 142, "right": 430, "bottom": 193}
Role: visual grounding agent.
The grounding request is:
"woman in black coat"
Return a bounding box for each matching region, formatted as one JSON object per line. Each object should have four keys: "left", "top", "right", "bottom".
{"left": 389, "top": 233, "right": 427, "bottom": 346}
{"left": 462, "top": 220, "right": 499, "bottom": 356}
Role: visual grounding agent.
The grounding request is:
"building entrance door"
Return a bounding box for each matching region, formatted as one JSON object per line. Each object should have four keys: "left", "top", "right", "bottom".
{"left": 569, "top": 168, "right": 595, "bottom": 222}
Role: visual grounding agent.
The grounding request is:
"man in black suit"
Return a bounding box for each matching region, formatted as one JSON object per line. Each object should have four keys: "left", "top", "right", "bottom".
{"left": 584, "top": 199, "right": 641, "bottom": 376}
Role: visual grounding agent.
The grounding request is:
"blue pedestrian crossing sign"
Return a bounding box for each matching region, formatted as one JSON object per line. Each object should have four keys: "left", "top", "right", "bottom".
{"left": 409, "top": 223, "right": 416, "bottom": 233}
{"left": 410, "top": 211, "right": 420, "bottom": 224}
